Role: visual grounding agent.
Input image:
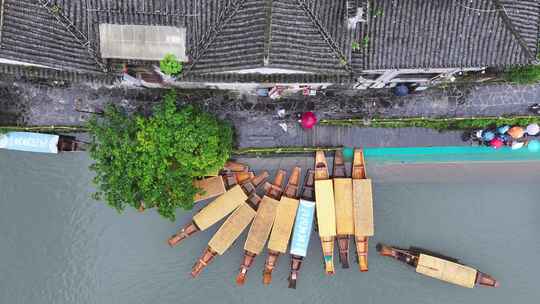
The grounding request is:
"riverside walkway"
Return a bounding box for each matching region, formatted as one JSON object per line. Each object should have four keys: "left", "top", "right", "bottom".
{"left": 1, "top": 79, "right": 539, "bottom": 148}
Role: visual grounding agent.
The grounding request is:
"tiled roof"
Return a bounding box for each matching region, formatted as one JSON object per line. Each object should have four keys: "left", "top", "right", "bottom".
{"left": 354, "top": 0, "right": 540, "bottom": 71}
{"left": 0, "top": 0, "right": 539, "bottom": 81}
{"left": 0, "top": 0, "right": 102, "bottom": 74}
{"left": 186, "top": 0, "right": 353, "bottom": 75}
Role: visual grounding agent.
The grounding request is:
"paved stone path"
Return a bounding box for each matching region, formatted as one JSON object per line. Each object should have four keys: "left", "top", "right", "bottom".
{"left": 1, "top": 79, "right": 539, "bottom": 148}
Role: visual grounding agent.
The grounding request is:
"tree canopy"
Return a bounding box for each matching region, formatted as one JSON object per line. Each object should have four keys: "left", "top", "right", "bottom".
{"left": 160, "top": 53, "right": 183, "bottom": 76}
{"left": 88, "top": 91, "right": 233, "bottom": 220}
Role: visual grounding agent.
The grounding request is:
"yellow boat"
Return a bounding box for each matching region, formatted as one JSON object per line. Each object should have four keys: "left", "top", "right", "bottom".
{"left": 352, "top": 148, "right": 374, "bottom": 272}
{"left": 190, "top": 180, "right": 271, "bottom": 278}
{"left": 333, "top": 150, "right": 354, "bottom": 269}
{"left": 314, "top": 151, "right": 337, "bottom": 275}
{"left": 236, "top": 170, "right": 286, "bottom": 285}
{"left": 377, "top": 244, "right": 499, "bottom": 288}
{"left": 168, "top": 172, "right": 268, "bottom": 247}
{"left": 263, "top": 167, "right": 301, "bottom": 285}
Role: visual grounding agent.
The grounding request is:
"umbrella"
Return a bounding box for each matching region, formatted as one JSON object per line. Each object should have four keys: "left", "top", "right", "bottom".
{"left": 498, "top": 134, "right": 510, "bottom": 143}
{"left": 300, "top": 112, "right": 317, "bottom": 129}
{"left": 490, "top": 137, "right": 504, "bottom": 149}
{"left": 393, "top": 84, "right": 409, "bottom": 97}
{"left": 508, "top": 126, "right": 525, "bottom": 139}
{"left": 527, "top": 139, "right": 540, "bottom": 152}
{"left": 511, "top": 141, "right": 525, "bottom": 150}
{"left": 497, "top": 125, "right": 510, "bottom": 134}
{"left": 526, "top": 123, "right": 540, "bottom": 136}
{"left": 482, "top": 131, "right": 495, "bottom": 142}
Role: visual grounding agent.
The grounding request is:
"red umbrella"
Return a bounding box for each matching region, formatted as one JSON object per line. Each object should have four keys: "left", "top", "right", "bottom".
{"left": 490, "top": 137, "right": 504, "bottom": 149}
{"left": 301, "top": 112, "right": 318, "bottom": 129}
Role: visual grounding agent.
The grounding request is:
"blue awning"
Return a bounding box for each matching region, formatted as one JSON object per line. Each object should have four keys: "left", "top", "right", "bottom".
{"left": 0, "top": 132, "right": 59, "bottom": 154}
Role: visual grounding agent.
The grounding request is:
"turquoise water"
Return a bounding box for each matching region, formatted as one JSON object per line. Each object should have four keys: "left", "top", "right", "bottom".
{"left": 365, "top": 146, "right": 540, "bottom": 163}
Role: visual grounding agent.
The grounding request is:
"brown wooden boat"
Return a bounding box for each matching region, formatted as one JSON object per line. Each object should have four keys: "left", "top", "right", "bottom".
{"left": 263, "top": 167, "right": 301, "bottom": 285}
{"left": 236, "top": 170, "right": 286, "bottom": 285}
{"left": 190, "top": 185, "right": 268, "bottom": 278}
{"left": 167, "top": 172, "right": 268, "bottom": 247}
{"left": 314, "top": 151, "right": 337, "bottom": 275}
{"left": 377, "top": 243, "right": 499, "bottom": 288}
{"left": 352, "top": 148, "right": 373, "bottom": 272}
{"left": 333, "top": 150, "right": 354, "bottom": 269}
{"left": 288, "top": 169, "right": 315, "bottom": 289}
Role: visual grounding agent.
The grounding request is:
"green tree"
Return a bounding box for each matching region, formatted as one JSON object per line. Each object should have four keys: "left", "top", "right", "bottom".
{"left": 88, "top": 91, "right": 233, "bottom": 220}
{"left": 504, "top": 65, "right": 540, "bottom": 85}
{"left": 160, "top": 54, "right": 183, "bottom": 76}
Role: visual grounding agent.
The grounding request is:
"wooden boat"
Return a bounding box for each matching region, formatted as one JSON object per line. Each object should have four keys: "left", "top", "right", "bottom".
{"left": 288, "top": 169, "right": 315, "bottom": 289}
{"left": 333, "top": 150, "right": 354, "bottom": 269}
{"left": 190, "top": 191, "right": 263, "bottom": 278}
{"left": 314, "top": 151, "right": 337, "bottom": 275}
{"left": 377, "top": 244, "right": 499, "bottom": 288}
{"left": 352, "top": 148, "right": 374, "bottom": 272}
{"left": 167, "top": 172, "right": 268, "bottom": 247}
{"left": 0, "top": 132, "right": 84, "bottom": 153}
{"left": 263, "top": 167, "right": 301, "bottom": 285}
{"left": 236, "top": 170, "right": 286, "bottom": 285}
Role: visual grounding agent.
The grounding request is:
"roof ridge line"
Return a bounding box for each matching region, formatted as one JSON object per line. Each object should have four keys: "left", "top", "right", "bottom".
{"left": 295, "top": 0, "right": 353, "bottom": 73}
{"left": 37, "top": 0, "right": 107, "bottom": 72}
{"left": 184, "top": 0, "right": 247, "bottom": 76}
{"left": 492, "top": 0, "right": 536, "bottom": 62}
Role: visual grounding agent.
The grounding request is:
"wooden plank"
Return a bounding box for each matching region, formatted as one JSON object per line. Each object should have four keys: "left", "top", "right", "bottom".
{"left": 315, "top": 179, "right": 336, "bottom": 238}
{"left": 193, "top": 185, "right": 247, "bottom": 231}
{"left": 416, "top": 254, "right": 478, "bottom": 288}
{"left": 334, "top": 178, "right": 354, "bottom": 235}
{"left": 193, "top": 176, "right": 226, "bottom": 203}
{"left": 208, "top": 203, "right": 256, "bottom": 255}
{"left": 352, "top": 179, "right": 374, "bottom": 236}
{"left": 244, "top": 196, "right": 280, "bottom": 254}
{"left": 267, "top": 197, "right": 299, "bottom": 253}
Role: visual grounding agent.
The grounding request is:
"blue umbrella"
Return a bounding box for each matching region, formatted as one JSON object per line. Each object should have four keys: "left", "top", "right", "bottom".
{"left": 497, "top": 125, "right": 510, "bottom": 134}
{"left": 393, "top": 84, "right": 409, "bottom": 97}
{"left": 527, "top": 139, "right": 540, "bottom": 152}
{"left": 482, "top": 131, "right": 495, "bottom": 142}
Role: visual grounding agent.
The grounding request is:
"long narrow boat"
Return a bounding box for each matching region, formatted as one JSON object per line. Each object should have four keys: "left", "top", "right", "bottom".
{"left": 333, "top": 150, "right": 354, "bottom": 269}
{"left": 191, "top": 176, "right": 275, "bottom": 277}
{"left": 314, "top": 151, "right": 337, "bottom": 275}
{"left": 377, "top": 244, "right": 499, "bottom": 288}
{"left": 351, "top": 148, "right": 374, "bottom": 272}
{"left": 236, "top": 170, "right": 286, "bottom": 285}
{"left": 263, "top": 167, "right": 301, "bottom": 285}
{"left": 0, "top": 132, "right": 83, "bottom": 153}
{"left": 168, "top": 172, "right": 268, "bottom": 247}
{"left": 288, "top": 169, "right": 315, "bottom": 289}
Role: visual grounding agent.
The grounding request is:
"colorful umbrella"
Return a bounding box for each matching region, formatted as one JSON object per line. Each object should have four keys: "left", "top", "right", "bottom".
{"left": 511, "top": 141, "right": 524, "bottom": 150}
{"left": 508, "top": 126, "right": 525, "bottom": 139}
{"left": 526, "top": 123, "right": 540, "bottom": 136}
{"left": 300, "top": 112, "right": 317, "bottom": 129}
{"left": 497, "top": 125, "right": 510, "bottom": 134}
{"left": 527, "top": 139, "right": 540, "bottom": 152}
{"left": 482, "top": 131, "right": 495, "bottom": 142}
{"left": 490, "top": 137, "right": 504, "bottom": 149}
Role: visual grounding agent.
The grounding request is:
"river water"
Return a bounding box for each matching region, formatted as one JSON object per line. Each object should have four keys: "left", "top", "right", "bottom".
{"left": 0, "top": 151, "right": 539, "bottom": 304}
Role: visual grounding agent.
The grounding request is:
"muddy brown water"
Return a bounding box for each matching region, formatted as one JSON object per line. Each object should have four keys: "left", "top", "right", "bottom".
{"left": 0, "top": 151, "right": 539, "bottom": 304}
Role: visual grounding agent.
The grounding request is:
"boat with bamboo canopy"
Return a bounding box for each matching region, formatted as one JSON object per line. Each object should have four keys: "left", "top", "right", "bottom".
{"left": 168, "top": 170, "right": 268, "bottom": 247}
{"left": 333, "top": 150, "right": 354, "bottom": 269}
{"left": 377, "top": 244, "right": 499, "bottom": 288}
{"left": 288, "top": 169, "right": 315, "bottom": 289}
{"left": 314, "top": 150, "right": 337, "bottom": 275}
{"left": 236, "top": 170, "right": 287, "bottom": 285}
{"left": 190, "top": 183, "right": 272, "bottom": 278}
{"left": 263, "top": 167, "right": 301, "bottom": 285}
{"left": 352, "top": 148, "right": 374, "bottom": 272}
